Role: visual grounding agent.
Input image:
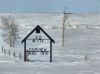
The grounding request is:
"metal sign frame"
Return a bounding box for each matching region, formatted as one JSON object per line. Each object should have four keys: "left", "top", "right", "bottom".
{"left": 21, "top": 25, "right": 55, "bottom": 62}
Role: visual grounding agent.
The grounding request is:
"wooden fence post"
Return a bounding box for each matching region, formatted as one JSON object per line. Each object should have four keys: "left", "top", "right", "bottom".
{"left": 4, "top": 49, "right": 6, "bottom": 54}
{"left": 19, "top": 53, "right": 21, "bottom": 60}
{"left": 2, "top": 46, "right": 3, "bottom": 54}
{"left": 8, "top": 50, "right": 10, "bottom": 55}
{"left": 13, "top": 52, "right": 15, "bottom": 57}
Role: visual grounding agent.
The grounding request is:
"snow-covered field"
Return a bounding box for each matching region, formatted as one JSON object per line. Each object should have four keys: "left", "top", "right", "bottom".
{"left": 0, "top": 13, "right": 100, "bottom": 74}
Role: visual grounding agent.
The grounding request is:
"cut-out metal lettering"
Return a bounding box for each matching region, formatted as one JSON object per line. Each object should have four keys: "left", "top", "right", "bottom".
{"left": 22, "top": 25, "right": 55, "bottom": 62}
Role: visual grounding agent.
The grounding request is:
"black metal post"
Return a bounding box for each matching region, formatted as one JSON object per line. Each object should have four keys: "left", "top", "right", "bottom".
{"left": 50, "top": 40, "right": 52, "bottom": 62}
{"left": 24, "top": 40, "right": 27, "bottom": 62}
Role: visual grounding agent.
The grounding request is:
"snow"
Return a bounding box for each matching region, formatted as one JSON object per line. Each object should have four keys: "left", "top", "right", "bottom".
{"left": 0, "top": 13, "right": 100, "bottom": 74}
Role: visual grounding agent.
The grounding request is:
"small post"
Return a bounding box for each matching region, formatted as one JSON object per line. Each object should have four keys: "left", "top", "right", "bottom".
{"left": 4, "top": 49, "right": 5, "bottom": 54}
{"left": 2, "top": 46, "right": 3, "bottom": 54}
{"left": 8, "top": 50, "right": 10, "bottom": 55}
{"left": 19, "top": 53, "right": 21, "bottom": 60}
{"left": 13, "top": 52, "right": 15, "bottom": 57}
{"left": 85, "top": 55, "right": 87, "bottom": 61}
{"left": 4, "top": 49, "right": 6, "bottom": 54}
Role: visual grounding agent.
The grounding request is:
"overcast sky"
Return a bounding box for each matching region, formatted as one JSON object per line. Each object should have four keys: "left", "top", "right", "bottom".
{"left": 0, "top": 0, "right": 99, "bottom": 13}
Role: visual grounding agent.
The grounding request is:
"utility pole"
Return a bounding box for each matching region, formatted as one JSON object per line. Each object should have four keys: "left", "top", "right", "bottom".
{"left": 62, "top": 8, "right": 68, "bottom": 47}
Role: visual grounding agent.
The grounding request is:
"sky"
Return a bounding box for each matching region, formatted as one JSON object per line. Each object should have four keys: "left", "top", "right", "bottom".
{"left": 0, "top": 0, "right": 99, "bottom": 13}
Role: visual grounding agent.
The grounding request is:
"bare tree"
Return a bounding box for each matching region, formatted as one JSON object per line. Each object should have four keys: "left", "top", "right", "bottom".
{"left": 1, "top": 16, "right": 19, "bottom": 47}
{"left": 62, "top": 8, "right": 68, "bottom": 47}
{"left": 11, "top": 21, "right": 19, "bottom": 47}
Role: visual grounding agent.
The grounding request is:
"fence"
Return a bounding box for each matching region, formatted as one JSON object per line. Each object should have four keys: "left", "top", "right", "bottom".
{"left": 1, "top": 46, "right": 23, "bottom": 61}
